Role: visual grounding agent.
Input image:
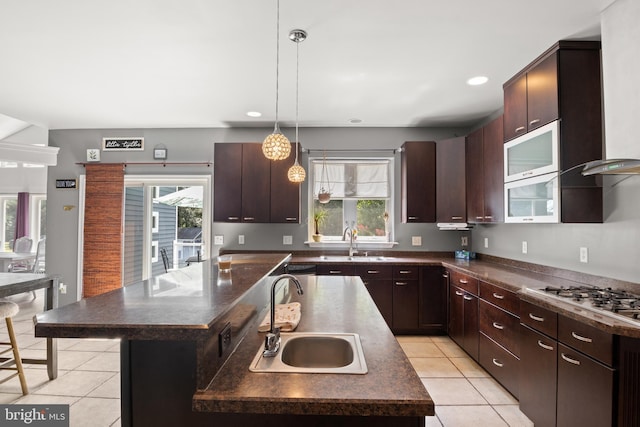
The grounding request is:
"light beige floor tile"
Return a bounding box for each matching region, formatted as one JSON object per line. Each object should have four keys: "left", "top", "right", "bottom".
{"left": 450, "top": 357, "right": 490, "bottom": 378}
{"left": 70, "top": 397, "right": 121, "bottom": 427}
{"left": 88, "top": 374, "right": 120, "bottom": 399}
{"left": 401, "top": 342, "right": 446, "bottom": 358}
{"left": 110, "top": 418, "right": 122, "bottom": 427}
{"left": 492, "top": 405, "right": 534, "bottom": 427}
{"left": 469, "top": 378, "right": 517, "bottom": 405}
{"left": 77, "top": 352, "right": 120, "bottom": 372}
{"left": 421, "top": 378, "right": 487, "bottom": 405}
{"left": 57, "top": 351, "right": 105, "bottom": 371}
{"left": 433, "top": 340, "right": 468, "bottom": 358}
{"left": 426, "top": 415, "right": 443, "bottom": 426}
{"left": 14, "top": 394, "right": 80, "bottom": 406}
{"left": 34, "top": 370, "right": 115, "bottom": 397}
{"left": 436, "top": 405, "right": 508, "bottom": 427}
{"left": 0, "top": 392, "right": 23, "bottom": 403}
{"left": 429, "top": 335, "right": 454, "bottom": 344}
{"left": 396, "top": 335, "right": 433, "bottom": 344}
{"left": 410, "top": 357, "right": 463, "bottom": 378}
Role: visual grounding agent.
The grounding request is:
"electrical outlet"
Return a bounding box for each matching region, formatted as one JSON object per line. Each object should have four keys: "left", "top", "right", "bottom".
{"left": 580, "top": 247, "right": 589, "bottom": 263}
{"left": 59, "top": 282, "right": 67, "bottom": 294}
{"left": 283, "top": 235, "right": 293, "bottom": 245}
{"left": 238, "top": 235, "right": 245, "bottom": 245}
{"left": 214, "top": 235, "right": 224, "bottom": 245}
{"left": 411, "top": 236, "right": 422, "bottom": 246}
{"left": 218, "top": 322, "right": 232, "bottom": 356}
{"left": 484, "top": 237, "right": 489, "bottom": 248}
{"left": 522, "top": 241, "right": 528, "bottom": 254}
{"left": 461, "top": 236, "right": 468, "bottom": 247}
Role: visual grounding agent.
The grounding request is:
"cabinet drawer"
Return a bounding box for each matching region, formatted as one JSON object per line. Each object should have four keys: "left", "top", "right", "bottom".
{"left": 449, "top": 270, "right": 478, "bottom": 295}
{"left": 480, "top": 300, "right": 520, "bottom": 357}
{"left": 520, "top": 300, "right": 558, "bottom": 338}
{"left": 479, "top": 333, "right": 519, "bottom": 399}
{"left": 480, "top": 281, "right": 518, "bottom": 314}
{"left": 393, "top": 265, "right": 419, "bottom": 280}
{"left": 355, "top": 265, "right": 393, "bottom": 280}
{"left": 559, "top": 315, "right": 614, "bottom": 366}
{"left": 316, "top": 264, "right": 356, "bottom": 276}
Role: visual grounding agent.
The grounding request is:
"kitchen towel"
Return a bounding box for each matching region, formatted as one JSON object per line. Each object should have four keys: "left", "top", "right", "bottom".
{"left": 258, "top": 302, "right": 302, "bottom": 332}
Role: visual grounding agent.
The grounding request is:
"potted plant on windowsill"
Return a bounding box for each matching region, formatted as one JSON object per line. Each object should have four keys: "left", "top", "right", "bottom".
{"left": 313, "top": 208, "right": 327, "bottom": 242}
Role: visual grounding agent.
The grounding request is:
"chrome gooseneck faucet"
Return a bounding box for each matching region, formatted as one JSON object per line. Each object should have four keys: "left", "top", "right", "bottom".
{"left": 342, "top": 221, "right": 358, "bottom": 257}
{"left": 263, "top": 274, "right": 304, "bottom": 357}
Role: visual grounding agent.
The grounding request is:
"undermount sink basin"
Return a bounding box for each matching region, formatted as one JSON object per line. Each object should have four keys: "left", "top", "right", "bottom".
{"left": 249, "top": 332, "right": 368, "bottom": 374}
{"left": 319, "top": 255, "right": 392, "bottom": 261}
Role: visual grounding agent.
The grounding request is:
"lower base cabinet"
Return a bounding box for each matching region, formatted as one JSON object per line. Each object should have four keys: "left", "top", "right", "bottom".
{"left": 478, "top": 334, "right": 519, "bottom": 399}
{"left": 448, "top": 284, "right": 479, "bottom": 360}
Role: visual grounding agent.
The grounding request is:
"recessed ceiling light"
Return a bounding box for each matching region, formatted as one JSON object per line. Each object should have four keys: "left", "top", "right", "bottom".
{"left": 246, "top": 111, "right": 262, "bottom": 118}
{"left": 349, "top": 118, "right": 363, "bottom": 124}
{"left": 467, "top": 76, "right": 489, "bottom": 86}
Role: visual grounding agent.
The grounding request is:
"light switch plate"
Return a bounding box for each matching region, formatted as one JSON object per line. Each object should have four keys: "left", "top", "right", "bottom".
{"left": 411, "top": 236, "right": 422, "bottom": 246}
{"left": 238, "top": 235, "right": 245, "bottom": 245}
{"left": 484, "top": 238, "right": 489, "bottom": 248}
{"left": 461, "top": 236, "right": 468, "bottom": 247}
{"left": 522, "top": 241, "right": 528, "bottom": 254}
{"left": 214, "top": 235, "right": 224, "bottom": 245}
{"left": 283, "top": 235, "right": 293, "bottom": 245}
{"left": 580, "top": 247, "right": 589, "bottom": 263}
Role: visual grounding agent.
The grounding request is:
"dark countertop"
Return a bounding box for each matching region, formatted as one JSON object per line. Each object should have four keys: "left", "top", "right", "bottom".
{"left": 193, "top": 275, "right": 434, "bottom": 417}
{"left": 34, "top": 253, "right": 290, "bottom": 341}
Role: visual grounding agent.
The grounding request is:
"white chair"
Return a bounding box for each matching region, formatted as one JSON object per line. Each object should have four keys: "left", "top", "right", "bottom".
{"left": 13, "top": 237, "right": 33, "bottom": 254}
{"left": 0, "top": 300, "right": 28, "bottom": 395}
{"left": 9, "top": 238, "right": 45, "bottom": 299}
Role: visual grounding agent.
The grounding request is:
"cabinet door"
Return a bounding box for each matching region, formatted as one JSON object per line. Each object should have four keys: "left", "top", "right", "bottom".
{"left": 519, "top": 325, "right": 557, "bottom": 427}
{"left": 436, "top": 137, "right": 466, "bottom": 223}
{"left": 401, "top": 141, "right": 436, "bottom": 223}
{"left": 213, "top": 143, "right": 242, "bottom": 222}
{"left": 526, "top": 52, "right": 559, "bottom": 132}
{"left": 463, "top": 292, "right": 479, "bottom": 360}
{"left": 481, "top": 115, "right": 504, "bottom": 223}
{"left": 392, "top": 279, "right": 419, "bottom": 330}
{"left": 465, "top": 127, "right": 484, "bottom": 223}
{"left": 419, "top": 266, "right": 446, "bottom": 333}
{"left": 316, "top": 264, "right": 356, "bottom": 276}
{"left": 448, "top": 285, "right": 465, "bottom": 348}
{"left": 270, "top": 151, "right": 300, "bottom": 223}
{"left": 503, "top": 73, "right": 528, "bottom": 141}
{"left": 241, "top": 144, "right": 271, "bottom": 222}
{"left": 557, "top": 343, "right": 614, "bottom": 427}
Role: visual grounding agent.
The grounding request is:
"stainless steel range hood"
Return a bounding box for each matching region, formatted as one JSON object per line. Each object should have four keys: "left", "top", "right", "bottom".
{"left": 581, "top": 159, "right": 640, "bottom": 176}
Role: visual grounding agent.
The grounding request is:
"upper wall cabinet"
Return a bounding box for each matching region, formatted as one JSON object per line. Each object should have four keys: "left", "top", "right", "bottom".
{"left": 466, "top": 115, "right": 504, "bottom": 223}
{"left": 436, "top": 137, "right": 466, "bottom": 224}
{"left": 401, "top": 141, "right": 436, "bottom": 223}
{"left": 214, "top": 143, "right": 300, "bottom": 223}
{"left": 502, "top": 41, "right": 603, "bottom": 223}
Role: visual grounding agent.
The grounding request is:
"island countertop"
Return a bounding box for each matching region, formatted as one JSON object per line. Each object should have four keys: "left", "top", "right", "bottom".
{"left": 34, "top": 253, "right": 290, "bottom": 341}
{"left": 192, "top": 275, "right": 434, "bottom": 418}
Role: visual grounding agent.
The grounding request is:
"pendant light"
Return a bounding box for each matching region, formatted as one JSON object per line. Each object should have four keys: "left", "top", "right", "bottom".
{"left": 287, "top": 29, "right": 307, "bottom": 183}
{"left": 262, "top": 0, "right": 291, "bottom": 161}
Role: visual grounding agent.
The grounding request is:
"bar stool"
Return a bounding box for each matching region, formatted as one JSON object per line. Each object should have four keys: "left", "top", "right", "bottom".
{"left": 0, "top": 300, "right": 28, "bottom": 395}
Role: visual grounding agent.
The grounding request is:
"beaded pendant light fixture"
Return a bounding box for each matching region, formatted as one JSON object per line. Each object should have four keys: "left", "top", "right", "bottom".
{"left": 287, "top": 29, "right": 307, "bottom": 183}
{"left": 262, "top": 0, "right": 291, "bottom": 161}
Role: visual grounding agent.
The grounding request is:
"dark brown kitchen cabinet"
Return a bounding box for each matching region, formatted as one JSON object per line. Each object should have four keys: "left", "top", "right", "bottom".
{"left": 448, "top": 270, "right": 479, "bottom": 360}
{"left": 479, "top": 333, "right": 520, "bottom": 399}
{"left": 214, "top": 142, "right": 300, "bottom": 223}
{"left": 466, "top": 115, "right": 504, "bottom": 224}
{"left": 419, "top": 266, "right": 447, "bottom": 334}
{"left": 436, "top": 137, "right": 466, "bottom": 223}
{"left": 356, "top": 265, "right": 393, "bottom": 328}
{"left": 316, "top": 264, "right": 356, "bottom": 276}
{"left": 401, "top": 141, "right": 436, "bottom": 223}
{"left": 392, "top": 266, "right": 419, "bottom": 331}
{"left": 503, "top": 73, "right": 528, "bottom": 141}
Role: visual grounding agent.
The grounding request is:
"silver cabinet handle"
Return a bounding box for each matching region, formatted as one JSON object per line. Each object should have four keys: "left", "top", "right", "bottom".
{"left": 329, "top": 270, "right": 342, "bottom": 274}
{"left": 459, "top": 279, "right": 468, "bottom": 284}
{"left": 492, "top": 292, "right": 505, "bottom": 300}
{"left": 463, "top": 295, "right": 474, "bottom": 301}
{"left": 529, "top": 118, "right": 541, "bottom": 126}
{"left": 492, "top": 358, "right": 504, "bottom": 368}
{"left": 571, "top": 332, "right": 593, "bottom": 343}
{"left": 529, "top": 313, "right": 545, "bottom": 322}
{"left": 408, "top": 216, "right": 418, "bottom": 220}
{"left": 538, "top": 340, "right": 554, "bottom": 351}
{"left": 492, "top": 322, "right": 504, "bottom": 330}
{"left": 442, "top": 273, "right": 449, "bottom": 278}
{"left": 285, "top": 217, "right": 297, "bottom": 221}
{"left": 561, "top": 353, "right": 581, "bottom": 366}
{"left": 476, "top": 216, "right": 484, "bottom": 220}
{"left": 395, "top": 282, "right": 408, "bottom": 286}
{"left": 515, "top": 126, "right": 526, "bottom": 133}
{"left": 484, "top": 215, "right": 493, "bottom": 219}
{"left": 367, "top": 270, "right": 380, "bottom": 274}
{"left": 399, "top": 270, "right": 411, "bottom": 274}
{"left": 455, "top": 291, "right": 464, "bottom": 296}
{"left": 243, "top": 217, "right": 255, "bottom": 221}
{"left": 451, "top": 216, "right": 463, "bottom": 220}
{"left": 227, "top": 216, "right": 240, "bottom": 221}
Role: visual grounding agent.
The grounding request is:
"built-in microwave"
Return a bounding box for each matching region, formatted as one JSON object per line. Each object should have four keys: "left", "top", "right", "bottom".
{"left": 504, "top": 172, "right": 559, "bottom": 223}
{"left": 504, "top": 120, "right": 560, "bottom": 183}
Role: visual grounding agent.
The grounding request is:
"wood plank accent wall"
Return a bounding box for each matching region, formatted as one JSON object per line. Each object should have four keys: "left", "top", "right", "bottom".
{"left": 83, "top": 164, "right": 124, "bottom": 298}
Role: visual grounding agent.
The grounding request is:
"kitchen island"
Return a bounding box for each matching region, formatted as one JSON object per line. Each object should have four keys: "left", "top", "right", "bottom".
{"left": 34, "top": 253, "right": 433, "bottom": 427}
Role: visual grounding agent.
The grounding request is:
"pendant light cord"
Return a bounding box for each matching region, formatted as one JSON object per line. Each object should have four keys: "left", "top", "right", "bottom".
{"left": 294, "top": 36, "right": 299, "bottom": 162}
{"left": 274, "top": 0, "right": 281, "bottom": 129}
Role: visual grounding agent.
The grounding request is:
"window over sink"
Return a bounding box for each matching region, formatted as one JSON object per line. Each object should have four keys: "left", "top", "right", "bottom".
{"left": 308, "top": 157, "right": 394, "bottom": 247}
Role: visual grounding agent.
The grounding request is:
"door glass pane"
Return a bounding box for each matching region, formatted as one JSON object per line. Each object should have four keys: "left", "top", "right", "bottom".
{"left": 3, "top": 199, "right": 17, "bottom": 251}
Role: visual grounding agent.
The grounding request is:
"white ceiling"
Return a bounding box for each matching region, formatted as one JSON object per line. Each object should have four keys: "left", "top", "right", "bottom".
{"left": 0, "top": 0, "right": 615, "bottom": 132}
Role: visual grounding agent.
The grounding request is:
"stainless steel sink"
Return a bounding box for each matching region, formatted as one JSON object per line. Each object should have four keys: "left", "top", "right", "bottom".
{"left": 249, "top": 332, "right": 368, "bottom": 374}
{"left": 319, "top": 255, "right": 392, "bottom": 261}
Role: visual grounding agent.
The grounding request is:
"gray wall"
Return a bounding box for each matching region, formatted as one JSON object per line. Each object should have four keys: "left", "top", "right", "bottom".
{"left": 471, "top": 0, "right": 640, "bottom": 284}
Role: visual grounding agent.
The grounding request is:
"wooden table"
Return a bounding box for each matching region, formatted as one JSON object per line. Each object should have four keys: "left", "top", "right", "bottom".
{"left": 0, "top": 252, "right": 35, "bottom": 272}
{"left": 0, "top": 273, "right": 58, "bottom": 380}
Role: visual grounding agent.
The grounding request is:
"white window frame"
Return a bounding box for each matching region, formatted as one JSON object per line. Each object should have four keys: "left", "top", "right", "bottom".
{"left": 151, "top": 240, "right": 159, "bottom": 263}
{"left": 152, "top": 211, "right": 160, "bottom": 233}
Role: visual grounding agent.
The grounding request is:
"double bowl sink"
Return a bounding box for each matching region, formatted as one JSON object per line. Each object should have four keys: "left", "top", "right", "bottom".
{"left": 249, "top": 332, "right": 368, "bottom": 374}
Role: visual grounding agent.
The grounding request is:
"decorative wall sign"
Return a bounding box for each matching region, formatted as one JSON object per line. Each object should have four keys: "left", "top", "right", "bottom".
{"left": 86, "top": 149, "right": 100, "bottom": 162}
{"left": 56, "top": 179, "right": 77, "bottom": 189}
{"left": 102, "top": 137, "right": 144, "bottom": 151}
